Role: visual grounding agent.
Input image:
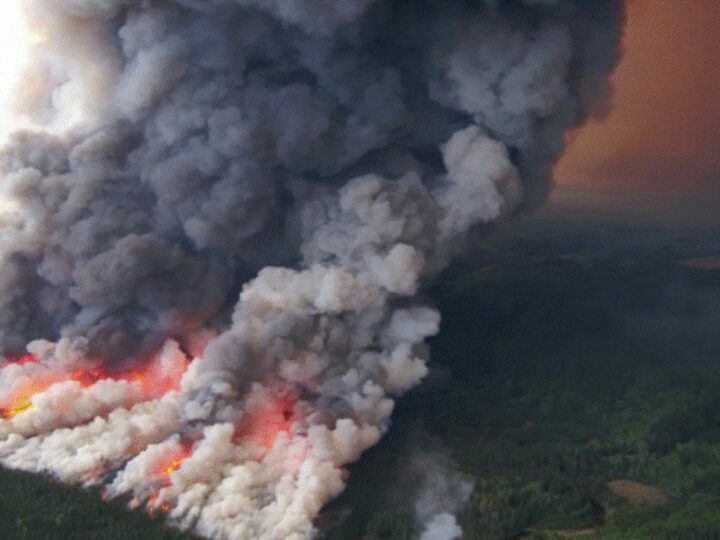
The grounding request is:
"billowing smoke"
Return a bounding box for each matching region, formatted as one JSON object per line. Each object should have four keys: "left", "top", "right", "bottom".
{"left": 412, "top": 450, "right": 474, "bottom": 540}
{"left": 0, "top": 1, "right": 623, "bottom": 538}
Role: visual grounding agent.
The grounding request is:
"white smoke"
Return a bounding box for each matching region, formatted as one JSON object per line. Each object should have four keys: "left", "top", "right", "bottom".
{"left": 0, "top": 1, "right": 624, "bottom": 538}
{"left": 412, "top": 451, "right": 474, "bottom": 540}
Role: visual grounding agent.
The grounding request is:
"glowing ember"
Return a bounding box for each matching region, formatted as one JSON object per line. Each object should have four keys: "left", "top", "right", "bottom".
{"left": 164, "top": 457, "right": 183, "bottom": 476}
{"left": 154, "top": 444, "right": 193, "bottom": 484}
{"left": 146, "top": 493, "right": 174, "bottom": 516}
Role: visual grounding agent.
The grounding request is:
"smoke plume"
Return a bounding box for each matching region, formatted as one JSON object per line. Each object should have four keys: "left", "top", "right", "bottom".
{"left": 412, "top": 450, "right": 473, "bottom": 540}
{"left": 0, "top": 1, "right": 623, "bottom": 538}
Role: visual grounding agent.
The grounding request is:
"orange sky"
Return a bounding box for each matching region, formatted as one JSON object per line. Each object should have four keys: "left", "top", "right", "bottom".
{"left": 555, "top": 0, "right": 720, "bottom": 197}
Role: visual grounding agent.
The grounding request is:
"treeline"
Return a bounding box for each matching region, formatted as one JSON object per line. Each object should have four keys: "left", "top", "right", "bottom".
{"left": 0, "top": 467, "right": 194, "bottom": 540}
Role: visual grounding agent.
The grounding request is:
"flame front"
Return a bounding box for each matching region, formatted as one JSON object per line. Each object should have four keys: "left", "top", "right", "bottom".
{"left": 0, "top": 342, "right": 189, "bottom": 422}
{"left": 1, "top": 377, "right": 65, "bottom": 419}
{"left": 3, "top": 396, "right": 33, "bottom": 418}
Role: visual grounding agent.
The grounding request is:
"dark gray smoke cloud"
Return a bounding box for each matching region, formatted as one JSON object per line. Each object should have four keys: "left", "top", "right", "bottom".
{"left": 0, "top": 1, "right": 624, "bottom": 538}
{"left": 0, "top": 0, "right": 623, "bottom": 361}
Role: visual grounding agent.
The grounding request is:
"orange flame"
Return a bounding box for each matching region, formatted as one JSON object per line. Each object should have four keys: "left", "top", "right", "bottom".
{"left": 70, "top": 368, "right": 105, "bottom": 387}
{"left": 0, "top": 353, "right": 38, "bottom": 370}
{"left": 0, "top": 346, "right": 189, "bottom": 420}
{"left": 3, "top": 396, "right": 33, "bottom": 418}
{"left": 15, "top": 354, "right": 38, "bottom": 365}
{"left": 153, "top": 443, "right": 193, "bottom": 485}
{"left": 0, "top": 366, "right": 113, "bottom": 419}
{"left": 139, "top": 442, "right": 195, "bottom": 515}
{"left": 121, "top": 351, "right": 188, "bottom": 398}
{"left": 163, "top": 457, "right": 184, "bottom": 476}
{"left": 0, "top": 377, "right": 62, "bottom": 419}
{"left": 146, "top": 493, "right": 174, "bottom": 515}
{"left": 234, "top": 394, "right": 297, "bottom": 450}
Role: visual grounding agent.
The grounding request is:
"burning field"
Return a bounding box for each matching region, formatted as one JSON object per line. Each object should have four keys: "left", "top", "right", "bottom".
{"left": 0, "top": 1, "right": 623, "bottom": 539}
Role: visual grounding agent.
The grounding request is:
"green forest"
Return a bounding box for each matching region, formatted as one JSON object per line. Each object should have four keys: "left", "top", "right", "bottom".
{"left": 326, "top": 214, "right": 720, "bottom": 539}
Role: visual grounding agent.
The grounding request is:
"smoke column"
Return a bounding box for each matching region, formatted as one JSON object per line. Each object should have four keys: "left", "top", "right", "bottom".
{"left": 0, "top": 1, "right": 623, "bottom": 538}
{"left": 411, "top": 449, "right": 474, "bottom": 540}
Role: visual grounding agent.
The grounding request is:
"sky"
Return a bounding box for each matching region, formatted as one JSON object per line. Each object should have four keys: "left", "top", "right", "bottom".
{"left": 554, "top": 0, "right": 720, "bottom": 205}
